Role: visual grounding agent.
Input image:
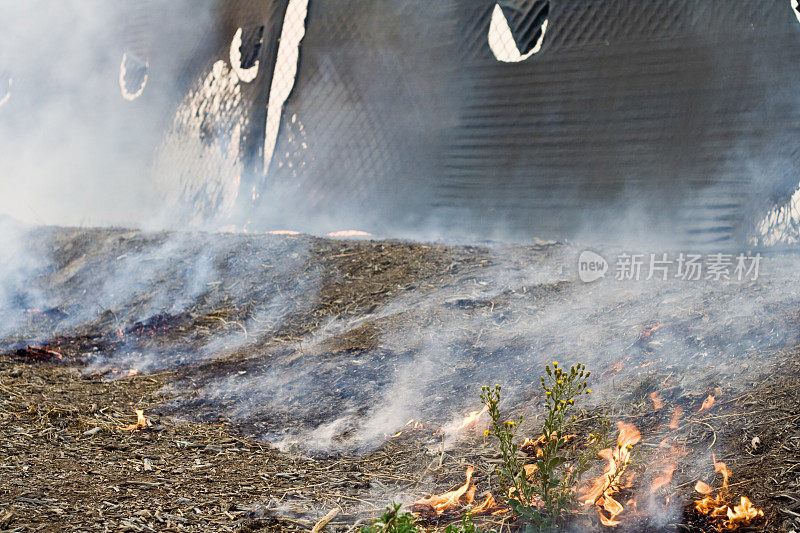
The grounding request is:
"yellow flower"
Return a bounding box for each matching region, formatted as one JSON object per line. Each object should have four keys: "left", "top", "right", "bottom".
{"left": 553, "top": 361, "right": 558, "bottom": 367}
{"left": 587, "top": 389, "right": 592, "bottom": 394}
{"left": 484, "top": 429, "right": 490, "bottom": 436}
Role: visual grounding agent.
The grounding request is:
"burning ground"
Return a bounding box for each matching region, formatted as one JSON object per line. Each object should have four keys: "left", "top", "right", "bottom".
{"left": 2, "top": 223, "right": 800, "bottom": 531}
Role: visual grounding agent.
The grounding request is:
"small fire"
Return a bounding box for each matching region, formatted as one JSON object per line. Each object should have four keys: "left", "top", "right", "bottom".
{"left": 582, "top": 422, "right": 641, "bottom": 527}
{"left": 694, "top": 457, "right": 763, "bottom": 529}
{"left": 698, "top": 394, "right": 716, "bottom": 413}
{"left": 458, "top": 404, "right": 489, "bottom": 430}
{"left": 119, "top": 409, "right": 151, "bottom": 431}
{"left": 470, "top": 492, "right": 492, "bottom": 514}
{"left": 412, "top": 466, "right": 475, "bottom": 515}
{"left": 650, "top": 391, "right": 664, "bottom": 410}
{"left": 521, "top": 434, "right": 546, "bottom": 450}
{"left": 412, "top": 466, "right": 505, "bottom": 517}
{"left": 728, "top": 497, "right": 764, "bottom": 524}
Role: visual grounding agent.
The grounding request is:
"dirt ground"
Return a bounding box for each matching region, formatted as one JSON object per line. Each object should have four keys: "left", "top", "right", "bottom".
{"left": 0, "top": 354, "right": 515, "bottom": 532}
{"left": 4, "top": 351, "right": 800, "bottom": 532}
{"left": 2, "top": 227, "right": 800, "bottom": 532}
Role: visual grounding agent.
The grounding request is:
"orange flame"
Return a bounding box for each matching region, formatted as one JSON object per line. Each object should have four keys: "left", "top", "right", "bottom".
{"left": 582, "top": 422, "right": 641, "bottom": 526}
{"left": 698, "top": 394, "right": 716, "bottom": 413}
{"left": 521, "top": 434, "right": 546, "bottom": 451}
{"left": 119, "top": 409, "right": 151, "bottom": 431}
{"left": 412, "top": 467, "right": 475, "bottom": 515}
{"left": 472, "top": 492, "right": 495, "bottom": 514}
{"left": 390, "top": 419, "right": 424, "bottom": 438}
{"left": 694, "top": 457, "right": 763, "bottom": 529}
{"left": 458, "top": 405, "right": 489, "bottom": 430}
{"left": 651, "top": 464, "right": 676, "bottom": 493}
{"left": 472, "top": 492, "right": 507, "bottom": 515}
{"left": 727, "top": 497, "right": 764, "bottom": 525}
{"left": 521, "top": 433, "right": 575, "bottom": 458}
{"left": 523, "top": 463, "right": 538, "bottom": 477}
{"left": 651, "top": 445, "right": 688, "bottom": 494}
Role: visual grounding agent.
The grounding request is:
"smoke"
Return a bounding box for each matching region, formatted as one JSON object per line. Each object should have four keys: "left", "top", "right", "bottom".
{"left": 1, "top": 1, "right": 797, "bottom": 245}
{"left": 0, "top": 0, "right": 217, "bottom": 228}
{"left": 0, "top": 217, "right": 52, "bottom": 336}
{"left": 152, "top": 237, "right": 800, "bottom": 460}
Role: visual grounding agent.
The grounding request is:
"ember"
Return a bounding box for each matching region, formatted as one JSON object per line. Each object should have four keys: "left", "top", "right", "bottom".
{"left": 698, "top": 394, "right": 716, "bottom": 412}
{"left": 669, "top": 407, "right": 683, "bottom": 429}
{"left": 18, "top": 345, "right": 63, "bottom": 361}
{"left": 582, "top": 422, "right": 641, "bottom": 526}
{"left": 608, "top": 359, "right": 625, "bottom": 373}
{"left": 639, "top": 323, "right": 663, "bottom": 340}
{"left": 649, "top": 391, "right": 664, "bottom": 410}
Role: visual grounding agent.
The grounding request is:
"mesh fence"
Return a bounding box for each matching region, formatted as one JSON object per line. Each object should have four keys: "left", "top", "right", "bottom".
{"left": 161, "top": 0, "right": 800, "bottom": 245}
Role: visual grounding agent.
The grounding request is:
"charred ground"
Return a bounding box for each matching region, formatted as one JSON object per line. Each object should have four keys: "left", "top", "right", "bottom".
{"left": 1, "top": 226, "right": 800, "bottom": 531}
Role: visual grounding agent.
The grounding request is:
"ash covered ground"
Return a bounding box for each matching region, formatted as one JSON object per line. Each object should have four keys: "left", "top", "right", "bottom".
{"left": 2, "top": 222, "right": 800, "bottom": 531}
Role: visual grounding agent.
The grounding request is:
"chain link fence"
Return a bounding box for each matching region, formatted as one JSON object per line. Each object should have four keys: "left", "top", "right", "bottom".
{"left": 156, "top": 0, "right": 800, "bottom": 245}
